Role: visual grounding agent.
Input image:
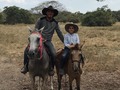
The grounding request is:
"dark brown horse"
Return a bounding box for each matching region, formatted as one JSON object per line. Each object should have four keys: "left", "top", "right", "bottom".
{"left": 56, "top": 42, "right": 85, "bottom": 90}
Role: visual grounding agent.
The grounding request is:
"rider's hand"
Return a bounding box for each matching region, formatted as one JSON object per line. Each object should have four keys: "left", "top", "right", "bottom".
{"left": 42, "top": 37, "right": 46, "bottom": 42}
{"left": 68, "top": 44, "right": 75, "bottom": 49}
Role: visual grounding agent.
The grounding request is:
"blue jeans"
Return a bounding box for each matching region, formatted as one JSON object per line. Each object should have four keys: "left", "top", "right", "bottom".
{"left": 60, "top": 47, "right": 70, "bottom": 68}
{"left": 44, "top": 41, "right": 56, "bottom": 69}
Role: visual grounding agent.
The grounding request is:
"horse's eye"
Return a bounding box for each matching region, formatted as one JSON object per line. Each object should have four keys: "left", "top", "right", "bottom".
{"left": 79, "top": 52, "right": 81, "bottom": 54}
{"left": 28, "top": 38, "right": 30, "bottom": 42}
{"left": 37, "top": 37, "right": 40, "bottom": 42}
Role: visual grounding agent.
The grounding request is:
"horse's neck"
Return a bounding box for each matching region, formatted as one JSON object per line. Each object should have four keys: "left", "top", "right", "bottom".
{"left": 68, "top": 55, "right": 72, "bottom": 63}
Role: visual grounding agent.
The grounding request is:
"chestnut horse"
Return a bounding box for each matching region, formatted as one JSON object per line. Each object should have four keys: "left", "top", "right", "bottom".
{"left": 56, "top": 43, "right": 85, "bottom": 90}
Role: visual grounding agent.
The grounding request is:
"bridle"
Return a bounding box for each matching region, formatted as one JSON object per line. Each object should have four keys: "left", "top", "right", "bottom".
{"left": 70, "top": 50, "right": 81, "bottom": 63}
{"left": 70, "top": 50, "right": 81, "bottom": 73}
{"left": 28, "top": 32, "right": 43, "bottom": 60}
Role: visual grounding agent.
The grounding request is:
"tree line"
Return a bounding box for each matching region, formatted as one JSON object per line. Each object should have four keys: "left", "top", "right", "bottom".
{"left": 0, "top": 5, "right": 120, "bottom": 26}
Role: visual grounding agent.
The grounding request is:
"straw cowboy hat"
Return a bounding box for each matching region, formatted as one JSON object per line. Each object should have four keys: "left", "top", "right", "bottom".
{"left": 42, "top": 6, "right": 58, "bottom": 17}
{"left": 65, "top": 23, "right": 79, "bottom": 33}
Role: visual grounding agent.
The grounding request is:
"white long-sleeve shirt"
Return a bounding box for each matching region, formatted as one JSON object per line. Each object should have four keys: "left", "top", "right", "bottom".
{"left": 64, "top": 33, "right": 80, "bottom": 47}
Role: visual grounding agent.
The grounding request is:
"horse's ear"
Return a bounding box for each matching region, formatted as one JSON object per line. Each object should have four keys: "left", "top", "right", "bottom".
{"left": 27, "top": 26, "right": 33, "bottom": 33}
{"left": 79, "top": 41, "right": 85, "bottom": 49}
{"left": 35, "top": 28, "right": 39, "bottom": 32}
{"left": 36, "top": 26, "right": 45, "bottom": 33}
{"left": 75, "top": 44, "right": 79, "bottom": 48}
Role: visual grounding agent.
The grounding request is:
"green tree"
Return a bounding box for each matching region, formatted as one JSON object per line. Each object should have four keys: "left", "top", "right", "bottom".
{"left": 3, "top": 6, "right": 35, "bottom": 24}
{"left": 3, "top": 6, "right": 20, "bottom": 24}
{"left": 112, "top": 10, "right": 120, "bottom": 22}
{"left": 19, "top": 9, "right": 35, "bottom": 24}
{"left": 81, "top": 6, "right": 115, "bottom": 26}
{"left": 55, "top": 11, "right": 80, "bottom": 23}
{"left": 0, "top": 12, "right": 5, "bottom": 23}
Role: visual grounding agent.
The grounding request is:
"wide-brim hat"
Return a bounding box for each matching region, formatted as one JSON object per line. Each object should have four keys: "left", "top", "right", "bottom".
{"left": 65, "top": 23, "right": 79, "bottom": 33}
{"left": 42, "top": 6, "right": 58, "bottom": 17}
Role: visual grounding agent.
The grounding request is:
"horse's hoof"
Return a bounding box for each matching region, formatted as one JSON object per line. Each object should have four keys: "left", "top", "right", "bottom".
{"left": 59, "top": 69, "right": 65, "bottom": 75}
{"left": 48, "top": 70, "right": 55, "bottom": 76}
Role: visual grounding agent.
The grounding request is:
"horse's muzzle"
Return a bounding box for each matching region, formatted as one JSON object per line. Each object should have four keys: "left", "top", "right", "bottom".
{"left": 28, "top": 50, "right": 37, "bottom": 58}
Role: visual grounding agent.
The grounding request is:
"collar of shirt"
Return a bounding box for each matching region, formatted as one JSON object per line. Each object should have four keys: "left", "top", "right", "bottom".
{"left": 45, "top": 17, "right": 54, "bottom": 22}
{"left": 68, "top": 33, "right": 75, "bottom": 36}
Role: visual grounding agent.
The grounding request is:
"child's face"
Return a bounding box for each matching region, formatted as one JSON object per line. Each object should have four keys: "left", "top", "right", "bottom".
{"left": 68, "top": 26, "right": 75, "bottom": 34}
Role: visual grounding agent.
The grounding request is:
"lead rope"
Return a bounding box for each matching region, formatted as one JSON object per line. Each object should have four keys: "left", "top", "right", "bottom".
{"left": 38, "top": 33, "right": 43, "bottom": 60}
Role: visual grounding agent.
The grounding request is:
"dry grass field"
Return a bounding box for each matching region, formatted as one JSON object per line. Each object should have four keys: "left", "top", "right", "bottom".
{"left": 0, "top": 23, "right": 120, "bottom": 90}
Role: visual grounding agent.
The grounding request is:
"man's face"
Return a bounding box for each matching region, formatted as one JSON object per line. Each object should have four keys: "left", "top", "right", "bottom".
{"left": 46, "top": 10, "right": 54, "bottom": 18}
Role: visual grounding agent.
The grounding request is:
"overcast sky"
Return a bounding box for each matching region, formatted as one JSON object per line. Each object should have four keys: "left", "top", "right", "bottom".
{"left": 0, "top": 0, "right": 120, "bottom": 13}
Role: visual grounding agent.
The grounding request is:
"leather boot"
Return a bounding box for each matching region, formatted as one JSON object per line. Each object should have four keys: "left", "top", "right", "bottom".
{"left": 21, "top": 64, "right": 28, "bottom": 74}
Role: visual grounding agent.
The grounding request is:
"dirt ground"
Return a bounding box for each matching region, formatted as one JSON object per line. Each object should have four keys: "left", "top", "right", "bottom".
{"left": 0, "top": 23, "right": 120, "bottom": 90}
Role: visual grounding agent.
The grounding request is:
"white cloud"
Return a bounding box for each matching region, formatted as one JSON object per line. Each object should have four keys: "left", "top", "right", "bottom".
{"left": 0, "top": 0, "right": 25, "bottom": 3}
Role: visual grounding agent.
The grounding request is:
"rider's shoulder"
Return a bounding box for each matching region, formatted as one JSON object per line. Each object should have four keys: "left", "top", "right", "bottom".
{"left": 53, "top": 18, "right": 58, "bottom": 24}
{"left": 40, "top": 17, "right": 46, "bottom": 20}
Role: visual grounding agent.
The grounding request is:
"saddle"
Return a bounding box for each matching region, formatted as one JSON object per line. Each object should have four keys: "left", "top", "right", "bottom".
{"left": 56, "top": 48, "right": 64, "bottom": 55}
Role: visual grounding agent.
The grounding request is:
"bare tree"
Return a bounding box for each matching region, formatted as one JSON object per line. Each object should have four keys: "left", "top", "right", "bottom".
{"left": 31, "top": 1, "right": 67, "bottom": 14}
{"left": 30, "top": 0, "right": 105, "bottom": 14}
{"left": 96, "top": 0, "right": 105, "bottom": 2}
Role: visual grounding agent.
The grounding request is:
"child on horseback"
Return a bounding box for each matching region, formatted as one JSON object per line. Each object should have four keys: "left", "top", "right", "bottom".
{"left": 59, "top": 23, "right": 84, "bottom": 75}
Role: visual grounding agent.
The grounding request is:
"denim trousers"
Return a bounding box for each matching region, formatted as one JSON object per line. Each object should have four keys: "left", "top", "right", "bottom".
{"left": 60, "top": 47, "right": 70, "bottom": 68}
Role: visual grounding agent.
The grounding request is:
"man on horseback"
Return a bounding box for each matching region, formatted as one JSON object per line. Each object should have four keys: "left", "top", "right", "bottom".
{"left": 21, "top": 6, "right": 64, "bottom": 76}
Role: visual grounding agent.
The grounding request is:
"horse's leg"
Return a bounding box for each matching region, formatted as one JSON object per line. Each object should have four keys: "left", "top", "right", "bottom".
{"left": 64, "top": 74, "right": 67, "bottom": 86}
{"left": 76, "top": 76, "right": 80, "bottom": 90}
{"left": 69, "top": 77, "right": 73, "bottom": 90}
{"left": 29, "top": 74, "right": 35, "bottom": 90}
{"left": 42, "top": 75, "right": 48, "bottom": 90}
{"left": 38, "top": 77, "right": 42, "bottom": 90}
{"left": 58, "top": 75, "right": 62, "bottom": 90}
{"left": 50, "top": 76, "right": 54, "bottom": 90}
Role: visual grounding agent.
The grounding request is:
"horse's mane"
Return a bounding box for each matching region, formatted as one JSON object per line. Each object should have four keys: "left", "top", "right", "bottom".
{"left": 30, "top": 31, "right": 40, "bottom": 34}
{"left": 72, "top": 44, "right": 80, "bottom": 50}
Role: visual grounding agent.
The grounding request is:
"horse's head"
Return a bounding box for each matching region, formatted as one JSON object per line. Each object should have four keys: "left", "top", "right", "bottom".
{"left": 27, "top": 27, "right": 44, "bottom": 59}
{"left": 71, "top": 49, "right": 81, "bottom": 73}
{"left": 71, "top": 41, "right": 85, "bottom": 73}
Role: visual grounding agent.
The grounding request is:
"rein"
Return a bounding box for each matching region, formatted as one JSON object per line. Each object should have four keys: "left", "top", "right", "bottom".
{"left": 70, "top": 51, "right": 81, "bottom": 73}
{"left": 38, "top": 33, "right": 43, "bottom": 60}
{"left": 70, "top": 56, "right": 80, "bottom": 63}
{"left": 70, "top": 51, "right": 80, "bottom": 63}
